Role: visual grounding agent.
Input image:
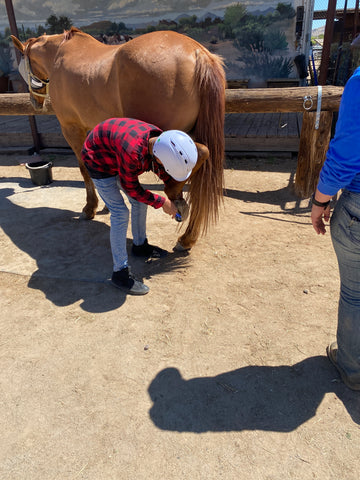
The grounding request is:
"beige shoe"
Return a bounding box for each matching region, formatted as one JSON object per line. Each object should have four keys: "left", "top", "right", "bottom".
{"left": 326, "top": 342, "right": 360, "bottom": 391}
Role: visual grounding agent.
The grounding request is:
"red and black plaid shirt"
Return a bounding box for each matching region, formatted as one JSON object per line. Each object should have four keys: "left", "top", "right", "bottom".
{"left": 81, "top": 118, "right": 171, "bottom": 208}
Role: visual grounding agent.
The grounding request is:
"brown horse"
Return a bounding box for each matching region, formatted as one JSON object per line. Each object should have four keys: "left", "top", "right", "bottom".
{"left": 11, "top": 27, "right": 225, "bottom": 250}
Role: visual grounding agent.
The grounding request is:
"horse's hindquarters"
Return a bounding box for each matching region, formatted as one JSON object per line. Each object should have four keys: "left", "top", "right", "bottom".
{"left": 116, "top": 34, "right": 201, "bottom": 131}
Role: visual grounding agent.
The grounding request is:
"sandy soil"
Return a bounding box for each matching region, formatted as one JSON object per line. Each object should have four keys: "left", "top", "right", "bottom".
{"left": 0, "top": 152, "right": 359, "bottom": 480}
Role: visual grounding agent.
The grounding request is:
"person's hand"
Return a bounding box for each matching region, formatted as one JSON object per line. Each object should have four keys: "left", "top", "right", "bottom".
{"left": 162, "top": 198, "right": 178, "bottom": 218}
{"left": 311, "top": 204, "right": 331, "bottom": 235}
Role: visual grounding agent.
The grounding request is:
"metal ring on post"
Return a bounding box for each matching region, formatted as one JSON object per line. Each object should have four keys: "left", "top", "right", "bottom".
{"left": 303, "top": 95, "right": 313, "bottom": 110}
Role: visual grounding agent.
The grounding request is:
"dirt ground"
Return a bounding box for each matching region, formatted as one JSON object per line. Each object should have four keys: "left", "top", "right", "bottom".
{"left": 0, "top": 151, "right": 359, "bottom": 480}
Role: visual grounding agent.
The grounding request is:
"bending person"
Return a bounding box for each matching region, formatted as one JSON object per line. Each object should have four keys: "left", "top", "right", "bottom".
{"left": 81, "top": 117, "right": 199, "bottom": 296}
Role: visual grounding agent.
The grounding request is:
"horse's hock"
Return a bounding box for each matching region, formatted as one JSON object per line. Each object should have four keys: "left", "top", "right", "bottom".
{"left": 0, "top": 85, "right": 344, "bottom": 199}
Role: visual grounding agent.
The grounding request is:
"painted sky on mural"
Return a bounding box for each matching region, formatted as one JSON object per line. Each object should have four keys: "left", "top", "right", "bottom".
{"left": 0, "top": 0, "right": 290, "bottom": 30}
{"left": 1, "top": 0, "right": 356, "bottom": 32}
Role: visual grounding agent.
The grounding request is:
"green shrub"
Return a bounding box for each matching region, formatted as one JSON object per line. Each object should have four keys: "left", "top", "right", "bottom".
{"left": 240, "top": 46, "right": 293, "bottom": 78}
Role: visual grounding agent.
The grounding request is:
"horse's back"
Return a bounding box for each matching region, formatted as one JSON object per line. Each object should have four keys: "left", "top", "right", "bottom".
{"left": 120, "top": 30, "right": 203, "bottom": 58}
{"left": 118, "top": 31, "right": 219, "bottom": 77}
{"left": 113, "top": 31, "right": 218, "bottom": 131}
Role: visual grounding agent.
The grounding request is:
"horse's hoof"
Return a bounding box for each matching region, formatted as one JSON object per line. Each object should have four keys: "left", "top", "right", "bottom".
{"left": 96, "top": 205, "right": 109, "bottom": 215}
{"left": 174, "top": 241, "right": 191, "bottom": 252}
{"left": 80, "top": 210, "right": 95, "bottom": 220}
{"left": 174, "top": 199, "right": 189, "bottom": 222}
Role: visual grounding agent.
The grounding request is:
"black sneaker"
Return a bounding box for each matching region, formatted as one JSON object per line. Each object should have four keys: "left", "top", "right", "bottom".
{"left": 111, "top": 267, "right": 149, "bottom": 295}
{"left": 132, "top": 239, "right": 167, "bottom": 258}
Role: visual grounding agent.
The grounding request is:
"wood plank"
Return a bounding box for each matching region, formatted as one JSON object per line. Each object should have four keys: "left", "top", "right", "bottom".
{"left": 0, "top": 132, "right": 69, "bottom": 148}
{"left": 224, "top": 113, "right": 301, "bottom": 139}
{"left": 0, "top": 87, "right": 344, "bottom": 116}
{"left": 225, "top": 113, "right": 253, "bottom": 137}
{"left": 225, "top": 86, "right": 343, "bottom": 113}
{"left": 225, "top": 136, "right": 299, "bottom": 152}
{"left": 277, "top": 113, "right": 293, "bottom": 137}
{"left": 266, "top": 78, "right": 300, "bottom": 88}
{"left": 297, "top": 112, "right": 303, "bottom": 136}
{"left": 264, "top": 112, "right": 279, "bottom": 137}
{"left": 261, "top": 113, "right": 277, "bottom": 137}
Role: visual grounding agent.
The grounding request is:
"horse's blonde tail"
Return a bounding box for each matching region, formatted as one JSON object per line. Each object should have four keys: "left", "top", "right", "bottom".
{"left": 179, "top": 48, "right": 226, "bottom": 249}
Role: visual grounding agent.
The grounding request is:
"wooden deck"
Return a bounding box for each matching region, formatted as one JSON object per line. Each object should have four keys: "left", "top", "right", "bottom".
{"left": 0, "top": 115, "right": 68, "bottom": 150}
{"left": 0, "top": 113, "right": 302, "bottom": 153}
{"left": 225, "top": 112, "right": 302, "bottom": 152}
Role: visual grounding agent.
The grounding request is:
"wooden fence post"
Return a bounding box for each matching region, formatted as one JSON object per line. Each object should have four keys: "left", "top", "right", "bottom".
{"left": 295, "top": 110, "right": 333, "bottom": 198}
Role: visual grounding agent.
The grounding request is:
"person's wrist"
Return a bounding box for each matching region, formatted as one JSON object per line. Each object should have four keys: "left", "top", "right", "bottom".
{"left": 312, "top": 194, "right": 330, "bottom": 209}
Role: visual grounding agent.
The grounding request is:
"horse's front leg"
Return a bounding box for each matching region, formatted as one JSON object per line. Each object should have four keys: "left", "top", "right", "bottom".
{"left": 162, "top": 178, "right": 200, "bottom": 250}
{"left": 78, "top": 158, "right": 99, "bottom": 219}
{"left": 164, "top": 179, "right": 190, "bottom": 226}
{"left": 61, "top": 124, "right": 99, "bottom": 219}
{"left": 164, "top": 178, "right": 184, "bottom": 199}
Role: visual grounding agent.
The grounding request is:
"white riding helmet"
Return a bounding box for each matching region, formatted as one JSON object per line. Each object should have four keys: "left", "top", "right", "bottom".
{"left": 152, "top": 130, "right": 198, "bottom": 182}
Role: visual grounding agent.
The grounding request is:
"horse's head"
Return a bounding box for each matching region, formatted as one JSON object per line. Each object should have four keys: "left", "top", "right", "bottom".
{"left": 11, "top": 34, "right": 53, "bottom": 111}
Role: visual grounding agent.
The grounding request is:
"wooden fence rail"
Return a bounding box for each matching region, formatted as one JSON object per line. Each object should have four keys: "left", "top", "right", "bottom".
{"left": 0, "top": 86, "right": 345, "bottom": 198}
{"left": 0, "top": 87, "right": 344, "bottom": 115}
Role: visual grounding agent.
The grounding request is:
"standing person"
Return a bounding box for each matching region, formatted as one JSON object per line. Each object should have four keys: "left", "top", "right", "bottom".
{"left": 311, "top": 66, "right": 360, "bottom": 390}
{"left": 81, "top": 118, "right": 200, "bottom": 296}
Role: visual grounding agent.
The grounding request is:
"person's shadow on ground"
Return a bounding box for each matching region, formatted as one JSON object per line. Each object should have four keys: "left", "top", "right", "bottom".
{"left": 148, "top": 356, "right": 360, "bottom": 432}
{"left": 0, "top": 184, "right": 189, "bottom": 312}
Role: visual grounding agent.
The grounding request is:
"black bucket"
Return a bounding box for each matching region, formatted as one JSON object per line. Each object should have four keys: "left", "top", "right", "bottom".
{"left": 26, "top": 160, "right": 53, "bottom": 186}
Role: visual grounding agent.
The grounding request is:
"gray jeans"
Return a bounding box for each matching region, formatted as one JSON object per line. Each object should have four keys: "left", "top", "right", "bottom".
{"left": 330, "top": 189, "right": 360, "bottom": 383}
{"left": 92, "top": 175, "right": 147, "bottom": 271}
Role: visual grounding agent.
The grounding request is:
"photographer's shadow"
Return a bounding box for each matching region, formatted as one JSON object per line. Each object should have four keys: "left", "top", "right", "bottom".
{"left": 148, "top": 357, "right": 360, "bottom": 432}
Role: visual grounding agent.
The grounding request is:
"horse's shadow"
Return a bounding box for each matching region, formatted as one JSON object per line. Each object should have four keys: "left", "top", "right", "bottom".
{"left": 148, "top": 357, "right": 360, "bottom": 433}
{"left": 0, "top": 182, "right": 189, "bottom": 312}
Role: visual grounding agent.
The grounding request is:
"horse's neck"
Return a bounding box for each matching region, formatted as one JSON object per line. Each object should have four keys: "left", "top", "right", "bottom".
{"left": 39, "top": 35, "right": 65, "bottom": 70}
{"left": 42, "top": 33, "right": 120, "bottom": 73}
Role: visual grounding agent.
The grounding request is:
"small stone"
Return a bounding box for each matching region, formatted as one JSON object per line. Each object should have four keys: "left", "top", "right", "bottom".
{"left": 144, "top": 344, "right": 150, "bottom": 351}
{"left": 303, "top": 289, "right": 309, "bottom": 294}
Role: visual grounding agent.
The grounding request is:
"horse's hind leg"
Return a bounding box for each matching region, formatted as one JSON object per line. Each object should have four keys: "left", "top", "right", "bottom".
{"left": 176, "top": 222, "right": 200, "bottom": 251}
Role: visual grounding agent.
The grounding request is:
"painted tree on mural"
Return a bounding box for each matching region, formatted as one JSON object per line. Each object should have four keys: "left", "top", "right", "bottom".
{"left": 45, "top": 15, "right": 72, "bottom": 34}
{"left": 221, "top": 3, "right": 296, "bottom": 80}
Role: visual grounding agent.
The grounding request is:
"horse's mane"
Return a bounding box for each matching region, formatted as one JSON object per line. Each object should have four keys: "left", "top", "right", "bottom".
{"left": 24, "top": 37, "right": 37, "bottom": 54}
{"left": 63, "top": 26, "right": 82, "bottom": 42}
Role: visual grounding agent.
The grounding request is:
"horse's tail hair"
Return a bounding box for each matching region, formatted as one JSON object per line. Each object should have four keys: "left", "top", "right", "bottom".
{"left": 182, "top": 48, "right": 226, "bottom": 246}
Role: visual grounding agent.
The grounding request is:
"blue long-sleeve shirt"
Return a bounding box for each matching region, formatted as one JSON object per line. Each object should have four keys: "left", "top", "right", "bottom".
{"left": 317, "top": 66, "right": 360, "bottom": 196}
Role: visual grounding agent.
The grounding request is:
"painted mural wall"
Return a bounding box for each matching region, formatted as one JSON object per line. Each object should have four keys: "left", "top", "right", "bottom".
{"left": 0, "top": 1, "right": 312, "bottom": 88}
